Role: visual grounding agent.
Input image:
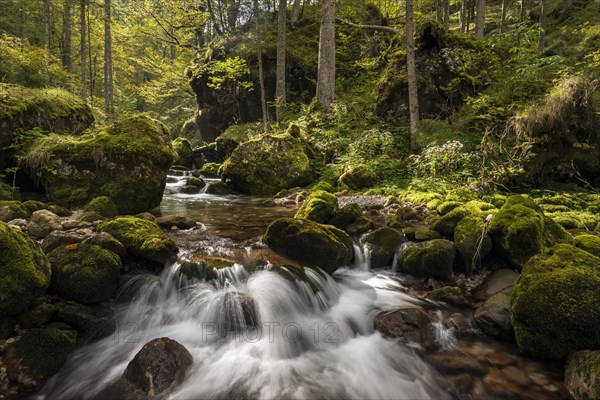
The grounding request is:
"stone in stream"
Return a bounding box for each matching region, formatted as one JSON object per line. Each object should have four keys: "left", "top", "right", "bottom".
{"left": 363, "top": 226, "right": 404, "bottom": 269}
{"left": 0, "top": 221, "right": 52, "bottom": 316}
{"left": 82, "top": 231, "right": 127, "bottom": 259}
{"left": 26, "top": 209, "right": 62, "bottom": 239}
{"left": 474, "top": 292, "right": 514, "bottom": 341}
{"left": 41, "top": 230, "right": 89, "bottom": 253}
{"left": 54, "top": 300, "right": 117, "bottom": 342}
{"left": 374, "top": 308, "right": 436, "bottom": 351}
{"left": 97, "top": 337, "right": 193, "bottom": 399}
{"left": 565, "top": 350, "right": 600, "bottom": 400}
{"left": 155, "top": 215, "right": 198, "bottom": 230}
{"left": 397, "top": 239, "right": 456, "bottom": 281}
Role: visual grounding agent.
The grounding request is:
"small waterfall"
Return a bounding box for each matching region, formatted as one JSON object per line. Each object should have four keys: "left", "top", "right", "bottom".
{"left": 431, "top": 310, "right": 458, "bottom": 351}
{"left": 352, "top": 238, "right": 371, "bottom": 271}
{"left": 391, "top": 242, "right": 412, "bottom": 272}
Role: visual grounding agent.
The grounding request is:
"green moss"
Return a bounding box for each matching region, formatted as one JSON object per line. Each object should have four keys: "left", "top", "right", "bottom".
{"left": 0, "top": 200, "right": 30, "bottom": 221}
{"left": 25, "top": 115, "right": 175, "bottom": 214}
{"left": 97, "top": 217, "right": 178, "bottom": 264}
{"left": 221, "top": 133, "right": 312, "bottom": 195}
{"left": 48, "top": 243, "right": 121, "bottom": 304}
{"left": 427, "top": 286, "right": 468, "bottom": 305}
{"left": 79, "top": 211, "right": 104, "bottom": 222}
{"left": 21, "top": 200, "right": 46, "bottom": 213}
{"left": 510, "top": 244, "right": 600, "bottom": 359}
{"left": 338, "top": 165, "right": 376, "bottom": 190}
{"left": 186, "top": 177, "right": 206, "bottom": 188}
{"left": 5, "top": 327, "right": 76, "bottom": 386}
{"left": 54, "top": 300, "right": 116, "bottom": 341}
{"left": 0, "top": 181, "right": 19, "bottom": 200}
{"left": 574, "top": 234, "right": 600, "bottom": 258}
{"left": 17, "top": 302, "right": 55, "bottom": 329}
{"left": 454, "top": 216, "right": 493, "bottom": 273}
{"left": 437, "top": 201, "right": 462, "bottom": 215}
{"left": 444, "top": 188, "right": 478, "bottom": 202}
{"left": 294, "top": 190, "right": 338, "bottom": 223}
{"left": 482, "top": 194, "right": 507, "bottom": 208}
{"left": 0, "top": 221, "right": 51, "bottom": 316}
{"left": 199, "top": 162, "right": 222, "bottom": 176}
{"left": 414, "top": 229, "right": 442, "bottom": 241}
{"left": 364, "top": 227, "right": 404, "bottom": 268}
{"left": 309, "top": 180, "right": 335, "bottom": 192}
{"left": 565, "top": 350, "right": 600, "bottom": 400}
{"left": 205, "top": 181, "right": 232, "bottom": 195}
{"left": 398, "top": 239, "right": 456, "bottom": 280}
{"left": 263, "top": 218, "right": 353, "bottom": 275}
{"left": 172, "top": 137, "right": 194, "bottom": 168}
{"left": 329, "top": 203, "right": 362, "bottom": 230}
{"left": 83, "top": 196, "right": 118, "bottom": 218}
{"left": 431, "top": 207, "right": 471, "bottom": 237}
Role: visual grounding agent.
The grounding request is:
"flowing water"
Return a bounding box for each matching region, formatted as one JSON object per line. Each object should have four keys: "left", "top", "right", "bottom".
{"left": 38, "top": 174, "right": 568, "bottom": 400}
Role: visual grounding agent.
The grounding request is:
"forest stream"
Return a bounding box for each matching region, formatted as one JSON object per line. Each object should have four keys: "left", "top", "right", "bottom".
{"left": 36, "top": 173, "right": 568, "bottom": 400}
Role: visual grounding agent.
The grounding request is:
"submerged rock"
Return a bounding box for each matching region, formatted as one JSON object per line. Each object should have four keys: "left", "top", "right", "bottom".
{"left": 98, "top": 217, "right": 178, "bottom": 265}
{"left": 24, "top": 116, "right": 175, "bottom": 214}
{"left": 155, "top": 215, "right": 198, "bottom": 230}
{"left": 0, "top": 221, "right": 51, "bottom": 316}
{"left": 565, "top": 350, "right": 600, "bottom": 400}
{"left": 221, "top": 133, "right": 311, "bottom": 195}
{"left": 511, "top": 244, "right": 600, "bottom": 359}
{"left": 263, "top": 218, "right": 353, "bottom": 274}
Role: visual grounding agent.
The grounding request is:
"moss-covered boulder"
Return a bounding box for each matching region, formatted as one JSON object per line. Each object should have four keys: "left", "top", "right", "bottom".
{"left": 205, "top": 181, "right": 233, "bottom": 195}
{"left": 82, "top": 232, "right": 126, "bottom": 259}
{"left": 329, "top": 203, "right": 363, "bottom": 230}
{"left": 172, "top": 137, "right": 194, "bottom": 168}
{"left": 48, "top": 243, "right": 121, "bottom": 304}
{"left": 574, "top": 234, "right": 600, "bottom": 258}
{"left": 0, "top": 221, "right": 51, "bottom": 316}
{"left": 26, "top": 209, "right": 62, "bottom": 239}
{"left": 54, "top": 300, "right": 116, "bottom": 341}
{"left": 0, "top": 200, "right": 29, "bottom": 222}
{"left": 364, "top": 227, "right": 404, "bottom": 268}
{"left": 338, "top": 165, "right": 376, "bottom": 190}
{"left": 474, "top": 292, "right": 513, "bottom": 340}
{"left": 25, "top": 115, "right": 175, "bottom": 214}
{"left": 489, "top": 195, "right": 573, "bottom": 269}
{"left": 98, "top": 217, "right": 178, "bottom": 264}
{"left": 565, "top": 350, "right": 600, "bottom": 400}
{"left": 0, "top": 83, "right": 94, "bottom": 169}
{"left": 431, "top": 206, "right": 471, "bottom": 237}
{"left": 454, "top": 216, "right": 493, "bottom": 272}
{"left": 426, "top": 286, "right": 468, "bottom": 306}
{"left": 4, "top": 327, "right": 76, "bottom": 390}
{"left": 398, "top": 239, "right": 456, "bottom": 280}
{"left": 0, "top": 181, "right": 18, "bottom": 200}
{"left": 263, "top": 218, "right": 353, "bottom": 274}
{"left": 511, "top": 244, "right": 600, "bottom": 359}
{"left": 82, "top": 196, "right": 118, "bottom": 218}
{"left": 294, "top": 190, "right": 338, "bottom": 223}
{"left": 221, "top": 133, "right": 311, "bottom": 195}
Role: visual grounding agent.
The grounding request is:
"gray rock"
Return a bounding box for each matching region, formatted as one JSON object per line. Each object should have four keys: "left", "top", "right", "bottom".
{"left": 474, "top": 292, "right": 514, "bottom": 340}
{"left": 26, "top": 210, "right": 62, "bottom": 239}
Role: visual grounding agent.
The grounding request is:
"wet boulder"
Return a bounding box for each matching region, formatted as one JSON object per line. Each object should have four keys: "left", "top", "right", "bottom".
{"left": 172, "top": 137, "right": 194, "bottom": 168}
{"left": 0, "top": 221, "right": 51, "bottom": 316}
{"left": 363, "top": 227, "right": 404, "bottom": 269}
{"left": 54, "top": 301, "right": 116, "bottom": 342}
{"left": 374, "top": 308, "right": 436, "bottom": 350}
{"left": 205, "top": 181, "right": 233, "bottom": 195}
{"left": 155, "top": 215, "right": 198, "bottom": 230}
{"left": 474, "top": 292, "right": 514, "bottom": 340}
{"left": 426, "top": 286, "right": 468, "bottom": 306}
{"left": 295, "top": 190, "right": 338, "bottom": 223}
{"left": 24, "top": 116, "right": 176, "bottom": 214}
{"left": 398, "top": 239, "right": 456, "bottom": 280}
{"left": 48, "top": 243, "right": 121, "bottom": 304}
{"left": 263, "top": 218, "right": 353, "bottom": 274}
{"left": 98, "top": 217, "right": 178, "bottom": 265}
{"left": 565, "top": 350, "right": 600, "bottom": 400}
{"left": 26, "top": 209, "right": 62, "bottom": 239}
{"left": 221, "top": 133, "right": 311, "bottom": 195}
{"left": 511, "top": 244, "right": 600, "bottom": 359}
{"left": 4, "top": 327, "right": 76, "bottom": 390}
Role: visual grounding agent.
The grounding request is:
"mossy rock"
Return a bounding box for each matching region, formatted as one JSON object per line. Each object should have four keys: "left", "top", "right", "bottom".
{"left": 79, "top": 211, "right": 104, "bottom": 223}
{"left": 511, "top": 244, "right": 600, "bottom": 360}
{"left": 172, "top": 137, "right": 194, "bottom": 168}
{"left": 346, "top": 215, "right": 375, "bottom": 235}
{"left": 24, "top": 115, "right": 175, "bottom": 214}
{"left": 199, "top": 162, "right": 221, "bottom": 177}
{"left": 294, "top": 190, "right": 338, "bottom": 223}
{"left": 426, "top": 286, "right": 468, "bottom": 306}
{"left": 4, "top": 327, "right": 76, "bottom": 389}
{"left": 54, "top": 300, "right": 116, "bottom": 341}
{"left": 0, "top": 200, "right": 30, "bottom": 222}
{"left": 21, "top": 200, "right": 47, "bottom": 214}
{"left": 444, "top": 188, "right": 478, "bottom": 203}
{"left": 82, "top": 232, "right": 126, "bottom": 259}
{"left": 48, "top": 243, "right": 121, "bottom": 304}
{"left": 329, "top": 203, "right": 362, "bottom": 230}
{"left": 186, "top": 177, "right": 206, "bottom": 188}
{"left": 414, "top": 229, "right": 441, "bottom": 241}
{"left": 205, "top": 181, "right": 233, "bottom": 195}
{"left": 437, "top": 201, "right": 462, "bottom": 216}
{"left": 263, "top": 218, "right": 353, "bottom": 275}
{"left": 181, "top": 185, "right": 201, "bottom": 194}
{"left": 398, "top": 239, "right": 456, "bottom": 280}
{"left": 0, "top": 221, "right": 51, "bottom": 316}
{"left": 431, "top": 207, "right": 471, "bottom": 237}
{"left": 454, "top": 216, "right": 493, "bottom": 273}
{"left": 82, "top": 196, "right": 118, "bottom": 218}
{"left": 565, "top": 350, "right": 600, "bottom": 400}
{"left": 338, "top": 165, "right": 376, "bottom": 190}
{"left": 574, "top": 234, "right": 600, "bottom": 258}
{"left": 98, "top": 217, "right": 178, "bottom": 264}
{"left": 0, "top": 181, "right": 19, "bottom": 200}
{"left": 489, "top": 195, "right": 573, "bottom": 269}
{"left": 221, "top": 133, "right": 311, "bottom": 195}
{"left": 17, "top": 302, "right": 56, "bottom": 329}
{"left": 364, "top": 227, "right": 404, "bottom": 269}
{"left": 310, "top": 180, "right": 335, "bottom": 192}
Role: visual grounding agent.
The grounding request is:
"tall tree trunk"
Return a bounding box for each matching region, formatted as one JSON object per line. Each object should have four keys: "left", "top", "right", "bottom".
{"left": 291, "top": 0, "right": 301, "bottom": 25}
{"left": 63, "top": 0, "right": 72, "bottom": 71}
{"left": 275, "top": 0, "right": 286, "bottom": 123}
{"left": 80, "top": 0, "right": 86, "bottom": 100}
{"left": 475, "top": 0, "right": 485, "bottom": 36}
{"left": 406, "top": 0, "right": 419, "bottom": 153}
{"left": 538, "top": 0, "right": 546, "bottom": 52}
{"left": 254, "top": 0, "right": 268, "bottom": 130}
{"left": 459, "top": 0, "right": 467, "bottom": 32}
{"left": 500, "top": 0, "right": 508, "bottom": 33}
{"left": 467, "top": 0, "right": 473, "bottom": 32}
{"left": 435, "top": 0, "right": 442, "bottom": 22}
{"left": 87, "top": 2, "right": 94, "bottom": 108}
{"left": 44, "top": 0, "right": 51, "bottom": 68}
{"left": 104, "top": 0, "right": 114, "bottom": 117}
{"left": 316, "top": 0, "right": 336, "bottom": 111}
{"left": 520, "top": 0, "right": 526, "bottom": 22}
{"left": 443, "top": 0, "right": 450, "bottom": 28}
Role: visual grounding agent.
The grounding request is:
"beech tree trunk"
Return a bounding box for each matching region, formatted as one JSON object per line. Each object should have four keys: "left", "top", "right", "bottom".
{"left": 500, "top": 0, "right": 508, "bottom": 33}
{"left": 459, "top": 0, "right": 467, "bottom": 32}
{"left": 538, "top": 0, "right": 546, "bottom": 52}
{"left": 104, "top": 0, "right": 114, "bottom": 117}
{"left": 316, "top": 0, "right": 335, "bottom": 111}
{"left": 521, "top": 0, "right": 526, "bottom": 22}
{"left": 443, "top": 0, "right": 450, "bottom": 29}
{"left": 63, "top": 0, "right": 72, "bottom": 71}
{"left": 254, "top": 0, "right": 268, "bottom": 130}
{"left": 80, "top": 0, "right": 86, "bottom": 100}
{"left": 475, "top": 0, "right": 485, "bottom": 36}
{"left": 291, "top": 0, "right": 301, "bottom": 25}
{"left": 44, "top": 0, "right": 51, "bottom": 66}
{"left": 275, "top": 0, "right": 286, "bottom": 122}
{"left": 406, "top": 0, "right": 419, "bottom": 153}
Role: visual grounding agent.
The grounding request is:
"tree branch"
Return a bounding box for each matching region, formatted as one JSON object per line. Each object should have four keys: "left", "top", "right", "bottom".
{"left": 336, "top": 18, "right": 399, "bottom": 33}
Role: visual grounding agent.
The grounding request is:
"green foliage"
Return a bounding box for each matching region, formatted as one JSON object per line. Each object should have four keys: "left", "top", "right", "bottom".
{"left": 408, "top": 140, "right": 481, "bottom": 185}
